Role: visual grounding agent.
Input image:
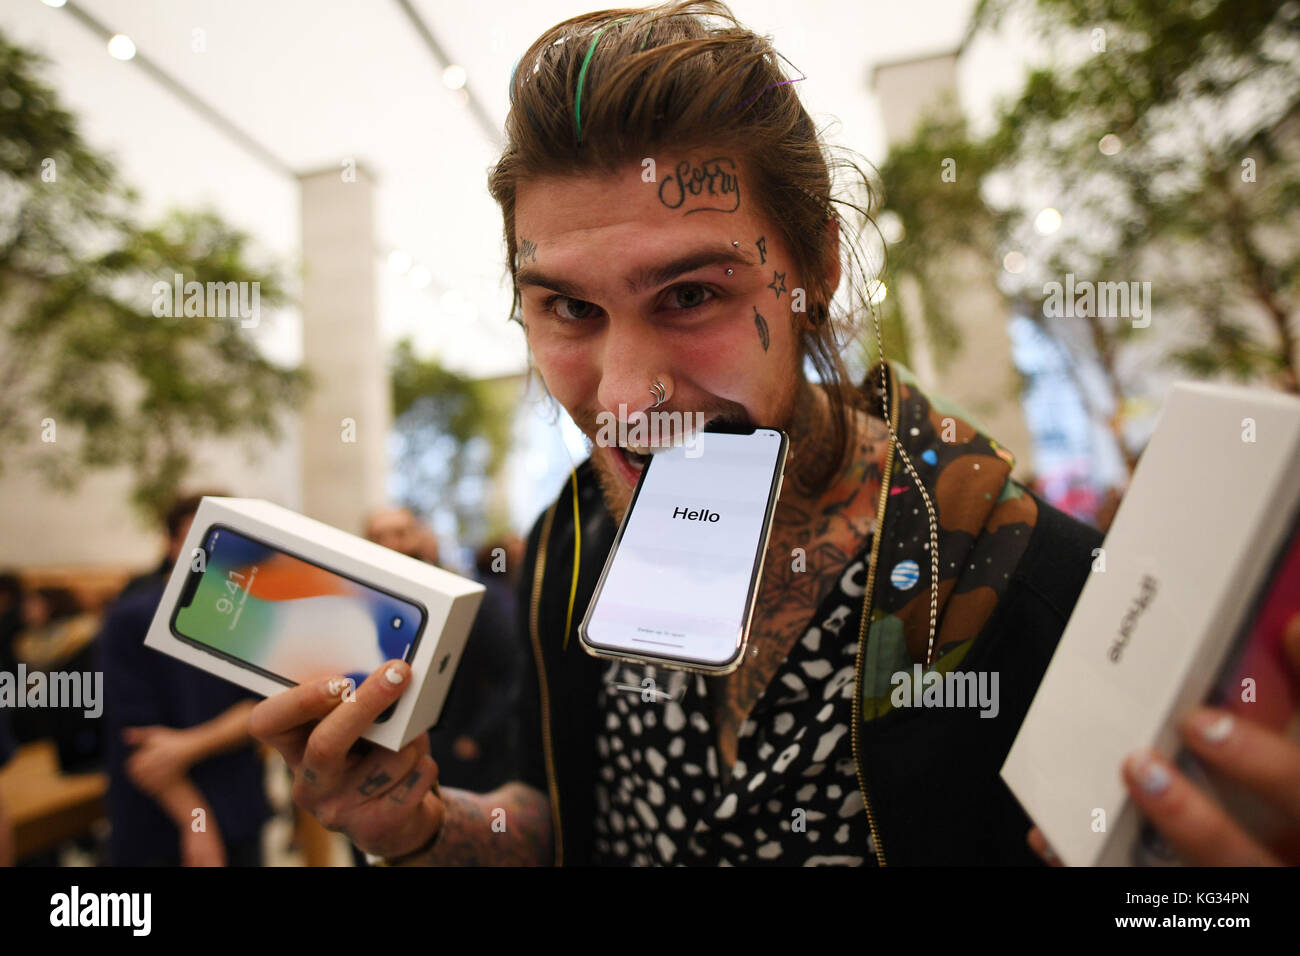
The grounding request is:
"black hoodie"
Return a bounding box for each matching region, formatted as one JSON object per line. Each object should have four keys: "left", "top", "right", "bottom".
{"left": 511, "top": 361, "right": 1103, "bottom": 865}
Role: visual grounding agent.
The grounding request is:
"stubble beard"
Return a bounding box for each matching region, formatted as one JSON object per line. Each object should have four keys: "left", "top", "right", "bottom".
{"left": 580, "top": 371, "right": 814, "bottom": 525}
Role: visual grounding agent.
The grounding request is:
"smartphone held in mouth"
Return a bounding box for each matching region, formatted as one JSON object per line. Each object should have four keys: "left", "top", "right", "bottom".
{"left": 579, "top": 424, "right": 788, "bottom": 675}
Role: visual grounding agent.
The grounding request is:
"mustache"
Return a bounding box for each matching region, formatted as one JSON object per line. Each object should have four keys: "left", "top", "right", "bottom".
{"left": 571, "top": 402, "right": 753, "bottom": 439}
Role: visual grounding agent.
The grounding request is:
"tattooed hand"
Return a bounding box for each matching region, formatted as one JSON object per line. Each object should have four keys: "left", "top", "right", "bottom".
{"left": 248, "top": 662, "right": 444, "bottom": 860}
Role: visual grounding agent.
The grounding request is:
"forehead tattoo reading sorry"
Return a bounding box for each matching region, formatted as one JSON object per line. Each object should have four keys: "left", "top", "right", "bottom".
{"left": 517, "top": 154, "right": 780, "bottom": 357}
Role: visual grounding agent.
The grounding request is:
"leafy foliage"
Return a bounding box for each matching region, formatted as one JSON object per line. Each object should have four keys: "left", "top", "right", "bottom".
{"left": 389, "top": 339, "right": 514, "bottom": 543}
{"left": 975, "top": 0, "right": 1300, "bottom": 391}
{"left": 0, "top": 31, "right": 308, "bottom": 517}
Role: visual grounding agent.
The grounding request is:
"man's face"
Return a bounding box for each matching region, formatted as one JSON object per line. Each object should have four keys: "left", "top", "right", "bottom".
{"left": 168, "top": 515, "right": 194, "bottom": 565}
{"left": 515, "top": 153, "right": 811, "bottom": 519}
{"left": 366, "top": 509, "right": 429, "bottom": 561}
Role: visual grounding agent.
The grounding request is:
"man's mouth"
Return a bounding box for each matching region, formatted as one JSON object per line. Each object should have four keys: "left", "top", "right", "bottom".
{"left": 599, "top": 412, "right": 751, "bottom": 486}
{"left": 609, "top": 444, "right": 654, "bottom": 486}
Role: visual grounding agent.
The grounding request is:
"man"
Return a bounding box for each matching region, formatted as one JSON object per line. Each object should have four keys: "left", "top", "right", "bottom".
{"left": 250, "top": 1, "right": 1300, "bottom": 866}
{"left": 98, "top": 492, "right": 270, "bottom": 866}
{"left": 365, "top": 507, "right": 440, "bottom": 568}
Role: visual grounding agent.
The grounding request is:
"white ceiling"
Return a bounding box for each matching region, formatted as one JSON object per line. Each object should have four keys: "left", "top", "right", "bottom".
{"left": 3, "top": 0, "right": 1014, "bottom": 378}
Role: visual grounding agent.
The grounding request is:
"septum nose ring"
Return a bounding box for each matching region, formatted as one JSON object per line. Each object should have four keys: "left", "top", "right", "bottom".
{"left": 650, "top": 380, "right": 667, "bottom": 408}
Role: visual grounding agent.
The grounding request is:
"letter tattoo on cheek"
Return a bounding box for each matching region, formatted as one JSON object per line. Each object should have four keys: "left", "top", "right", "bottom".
{"left": 767, "top": 270, "right": 786, "bottom": 300}
{"left": 753, "top": 305, "right": 770, "bottom": 351}
{"left": 657, "top": 157, "right": 741, "bottom": 215}
{"left": 756, "top": 236, "right": 767, "bottom": 264}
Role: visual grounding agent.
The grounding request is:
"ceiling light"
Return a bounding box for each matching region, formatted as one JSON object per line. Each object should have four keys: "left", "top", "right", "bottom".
{"left": 108, "top": 34, "right": 136, "bottom": 61}
{"left": 388, "top": 250, "right": 413, "bottom": 275}
{"left": 442, "top": 65, "right": 467, "bottom": 90}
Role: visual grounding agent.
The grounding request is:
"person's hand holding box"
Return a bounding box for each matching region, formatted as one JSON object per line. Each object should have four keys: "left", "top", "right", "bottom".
{"left": 249, "top": 661, "right": 445, "bottom": 862}
{"left": 1030, "top": 614, "right": 1300, "bottom": 866}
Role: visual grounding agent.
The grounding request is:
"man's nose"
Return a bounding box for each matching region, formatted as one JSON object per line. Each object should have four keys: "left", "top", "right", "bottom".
{"left": 595, "top": 318, "right": 670, "bottom": 417}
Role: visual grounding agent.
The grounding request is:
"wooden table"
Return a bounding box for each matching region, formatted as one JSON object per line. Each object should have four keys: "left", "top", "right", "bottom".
{"left": 0, "top": 739, "right": 107, "bottom": 861}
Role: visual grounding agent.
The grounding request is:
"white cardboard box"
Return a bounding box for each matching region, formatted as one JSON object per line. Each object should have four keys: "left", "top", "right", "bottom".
{"left": 1001, "top": 381, "right": 1300, "bottom": 866}
{"left": 144, "top": 497, "right": 484, "bottom": 751}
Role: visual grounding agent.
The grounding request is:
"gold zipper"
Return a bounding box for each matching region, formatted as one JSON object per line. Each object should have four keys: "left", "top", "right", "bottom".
{"left": 530, "top": 370, "right": 896, "bottom": 868}
{"left": 851, "top": 363, "right": 898, "bottom": 867}
{"left": 528, "top": 497, "right": 564, "bottom": 867}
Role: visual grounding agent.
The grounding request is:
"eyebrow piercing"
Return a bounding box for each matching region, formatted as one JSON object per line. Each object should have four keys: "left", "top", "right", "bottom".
{"left": 725, "top": 268, "right": 734, "bottom": 275}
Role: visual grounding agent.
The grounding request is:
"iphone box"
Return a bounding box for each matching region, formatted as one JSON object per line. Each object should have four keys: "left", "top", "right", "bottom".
{"left": 1001, "top": 381, "right": 1300, "bottom": 866}
{"left": 144, "top": 497, "right": 484, "bottom": 751}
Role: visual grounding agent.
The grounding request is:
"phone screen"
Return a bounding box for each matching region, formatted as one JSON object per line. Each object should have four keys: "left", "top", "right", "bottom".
{"left": 581, "top": 427, "right": 787, "bottom": 670}
{"left": 171, "top": 524, "right": 427, "bottom": 696}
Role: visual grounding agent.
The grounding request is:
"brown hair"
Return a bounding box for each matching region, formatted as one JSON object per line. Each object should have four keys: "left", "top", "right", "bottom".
{"left": 164, "top": 489, "right": 230, "bottom": 538}
{"left": 486, "top": 0, "right": 882, "bottom": 489}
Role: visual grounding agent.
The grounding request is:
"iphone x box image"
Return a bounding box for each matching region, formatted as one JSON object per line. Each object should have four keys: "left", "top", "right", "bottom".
{"left": 1001, "top": 381, "right": 1300, "bottom": 866}
{"left": 144, "top": 497, "right": 484, "bottom": 751}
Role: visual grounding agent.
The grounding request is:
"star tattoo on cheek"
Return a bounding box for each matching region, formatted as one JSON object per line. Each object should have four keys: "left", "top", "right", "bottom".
{"left": 753, "top": 305, "right": 770, "bottom": 351}
{"left": 767, "top": 270, "right": 786, "bottom": 300}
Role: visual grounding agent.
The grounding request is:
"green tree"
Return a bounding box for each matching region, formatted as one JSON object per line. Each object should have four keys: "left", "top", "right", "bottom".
{"left": 0, "top": 32, "right": 308, "bottom": 517}
{"left": 875, "top": 0, "right": 1299, "bottom": 475}
{"left": 389, "top": 339, "right": 514, "bottom": 545}
{"left": 875, "top": 107, "right": 1009, "bottom": 368}
{"left": 978, "top": 0, "right": 1300, "bottom": 395}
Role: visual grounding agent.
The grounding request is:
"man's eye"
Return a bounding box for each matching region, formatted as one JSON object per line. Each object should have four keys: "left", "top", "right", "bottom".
{"left": 550, "top": 296, "right": 599, "bottom": 321}
{"left": 667, "top": 284, "right": 715, "bottom": 310}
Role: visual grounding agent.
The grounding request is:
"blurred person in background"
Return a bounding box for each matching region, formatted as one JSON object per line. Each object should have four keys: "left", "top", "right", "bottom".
{"left": 0, "top": 572, "right": 21, "bottom": 677}
{"left": 363, "top": 508, "right": 523, "bottom": 793}
{"left": 96, "top": 491, "right": 270, "bottom": 866}
{"left": 11, "top": 585, "right": 102, "bottom": 773}
{"left": 0, "top": 703, "right": 16, "bottom": 866}
{"left": 365, "top": 506, "right": 440, "bottom": 566}
{"left": 0, "top": 572, "right": 20, "bottom": 865}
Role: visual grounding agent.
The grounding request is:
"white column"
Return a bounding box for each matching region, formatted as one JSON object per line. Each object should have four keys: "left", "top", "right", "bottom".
{"left": 297, "top": 164, "right": 389, "bottom": 534}
{"left": 872, "top": 54, "right": 1033, "bottom": 474}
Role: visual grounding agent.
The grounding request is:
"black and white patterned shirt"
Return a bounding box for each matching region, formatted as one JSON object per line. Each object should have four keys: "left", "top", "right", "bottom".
{"left": 592, "top": 538, "right": 878, "bottom": 866}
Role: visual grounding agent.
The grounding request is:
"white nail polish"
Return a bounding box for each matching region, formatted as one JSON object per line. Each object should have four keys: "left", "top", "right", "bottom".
{"left": 1201, "top": 713, "right": 1234, "bottom": 743}
{"left": 1132, "top": 754, "right": 1171, "bottom": 795}
{"left": 385, "top": 666, "right": 405, "bottom": 685}
{"left": 327, "top": 678, "right": 344, "bottom": 697}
